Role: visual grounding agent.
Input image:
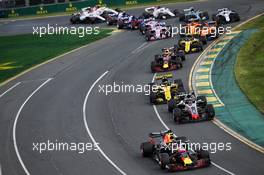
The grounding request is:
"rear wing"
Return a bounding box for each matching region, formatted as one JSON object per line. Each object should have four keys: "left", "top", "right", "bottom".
{"left": 155, "top": 73, "right": 173, "bottom": 80}
{"left": 149, "top": 130, "right": 172, "bottom": 138}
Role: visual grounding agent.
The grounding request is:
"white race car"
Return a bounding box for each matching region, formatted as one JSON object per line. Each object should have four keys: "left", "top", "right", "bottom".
{"left": 212, "top": 8, "right": 240, "bottom": 24}
{"left": 143, "top": 6, "right": 177, "bottom": 19}
{"left": 70, "top": 6, "right": 119, "bottom": 24}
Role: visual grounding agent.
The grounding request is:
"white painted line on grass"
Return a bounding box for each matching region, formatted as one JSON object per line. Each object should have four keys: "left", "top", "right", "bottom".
{"left": 13, "top": 78, "right": 53, "bottom": 175}
{"left": 83, "top": 71, "right": 126, "bottom": 175}
{"left": 0, "top": 82, "right": 21, "bottom": 99}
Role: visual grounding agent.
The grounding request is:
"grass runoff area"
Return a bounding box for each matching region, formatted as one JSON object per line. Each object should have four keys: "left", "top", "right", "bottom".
{"left": 0, "top": 29, "right": 113, "bottom": 83}
{"left": 4, "top": 0, "right": 194, "bottom": 20}
{"left": 235, "top": 15, "right": 264, "bottom": 113}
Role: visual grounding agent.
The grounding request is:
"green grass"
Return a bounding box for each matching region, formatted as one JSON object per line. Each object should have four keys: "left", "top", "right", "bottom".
{"left": 0, "top": 29, "right": 113, "bottom": 83}
{"left": 235, "top": 15, "right": 264, "bottom": 113}
{"left": 4, "top": 0, "right": 195, "bottom": 20}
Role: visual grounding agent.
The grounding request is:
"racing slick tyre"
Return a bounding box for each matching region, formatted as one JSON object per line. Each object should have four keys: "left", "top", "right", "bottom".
{"left": 159, "top": 153, "right": 170, "bottom": 169}
{"left": 230, "top": 13, "right": 240, "bottom": 22}
{"left": 206, "top": 104, "right": 215, "bottom": 120}
{"left": 197, "top": 150, "right": 211, "bottom": 164}
{"left": 70, "top": 15, "right": 80, "bottom": 24}
{"left": 106, "top": 20, "right": 113, "bottom": 25}
{"left": 149, "top": 91, "right": 156, "bottom": 104}
{"left": 174, "top": 79, "right": 185, "bottom": 92}
{"left": 141, "top": 142, "right": 154, "bottom": 157}
{"left": 198, "top": 42, "right": 203, "bottom": 51}
{"left": 200, "top": 36, "right": 207, "bottom": 45}
{"left": 173, "top": 9, "right": 180, "bottom": 17}
{"left": 168, "top": 99, "right": 176, "bottom": 113}
{"left": 216, "top": 15, "right": 226, "bottom": 25}
{"left": 212, "top": 14, "right": 217, "bottom": 21}
{"left": 115, "top": 8, "right": 122, "bottom": 13}
{"left": 179, "top": 13, "right": 185, "bottom": 21}
{"left": 173, "top": 108, "right": 182, "bottom": 123}
{"left": 145, "top": 34, "right": 152, "bottom": 41}
{"left": 175, "top": 57, "right": 183, "bottom": 68}
{"left": 197, "top": 96, "right": 207, "bottom": 107}
{"left": 117, "top": 23, "right": 123, "bottom": 29}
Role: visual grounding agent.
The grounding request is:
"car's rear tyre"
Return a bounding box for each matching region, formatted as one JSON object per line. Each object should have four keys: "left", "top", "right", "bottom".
{"left": 179, "top": 13, "right": 185, "bottom": 21}
{"left": 174, "top": 79, "right": 185, "bottom": 92}
{"left": 141, "top": 142, "right": 154, "bottom": 157}
{"left": 173, "top": 108, "right": 182, "bottom": 123}
{"left": 173, "top": 9, "right": 180, "bottom": 17}
{"left": 149, "top": 92, "right": 156, "bottom": 104}
{"left": 159, "top": 153, "right": 170, "bottom": 169}
{"left": 197, "top": 96, "right": 207, "bottom": 107}
{"left": 168, "top": 99, "right": 176, "bottom": 113}
{"left": 206, "top": 104, "right": 215, "bottom": 120}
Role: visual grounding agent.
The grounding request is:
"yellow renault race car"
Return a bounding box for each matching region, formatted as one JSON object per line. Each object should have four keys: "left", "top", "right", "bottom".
{"left": 178, "top": 35, "right": 203, "bottom": 54}
{"left": 149, "top": 73, "right": 185, "bottom": 104}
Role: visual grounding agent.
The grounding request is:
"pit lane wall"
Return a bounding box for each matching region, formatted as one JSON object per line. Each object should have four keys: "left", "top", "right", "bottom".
{"left": 0, "top": 0, "right": 158, "bottom": 18}
{"left": 191, "top": 30, "right": 264, "bottom": 152}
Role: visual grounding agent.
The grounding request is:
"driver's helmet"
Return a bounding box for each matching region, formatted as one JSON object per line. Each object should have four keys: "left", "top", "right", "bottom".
{"left": 156, "top": 6, "right": 161, "bottom": 9}
{"left": 162, "top": 77, "right": 169, "bottom": 85}
{"left": 95, "top": 5, "right": 101, "bottom": 9}
{"left": 163, "top": 48, "right": 170, "bottom": 56}
{"left": 163, "top": 132, "right": 175, "bottom": 144}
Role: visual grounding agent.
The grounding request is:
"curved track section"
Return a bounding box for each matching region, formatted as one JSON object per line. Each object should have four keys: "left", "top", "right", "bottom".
{"left": 0, "top": 0, "right": 264, "bottom": 174}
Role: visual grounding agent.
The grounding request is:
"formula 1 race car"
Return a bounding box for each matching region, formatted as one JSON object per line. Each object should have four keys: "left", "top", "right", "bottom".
{"left": 70, "top": 6, "right": 119, "bottom": 24}
{"left": 143, "top": 6, "right": 178, "bottom": 19}
{"left": 149, "top": 73, "right": 185, "bottom": 104}
{"left": 167, "top": 92, "right": 215, "bottom": 124}
{"left": 178, "top": 35, "right": 203, "bottom": 53}
{"left": 151, "top": 49, "right": 182, "bottom": 73}
{"left": 180, "top": 21, "right": 219, "bottom": 43}
{"left": 140, "top": 130, "right": 211, "bottom": 171}
{"left": 212, "top": 8, "right": 240, "bottom": 24}
{"left": 116, "top": 13, "right": 141, "bottom": 29}
{"left": 145, "top": 24, "right": 172, "bottom": 41}
{"left": 139, "top": 18, "right": 159, "bottom": 35}
{"left": 178, "top": 7, "right": 209, "bottom": 23}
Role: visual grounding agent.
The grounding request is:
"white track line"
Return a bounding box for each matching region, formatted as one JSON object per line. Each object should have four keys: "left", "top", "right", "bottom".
{"left": 0, "top": 163, "right": 2, "bottom": 175}
{"left": 13, "top": 78, "right": 53, "bottom": 175}
{"left": 211, "top": 162, "right": 235, "bottom": 175}
{"left": 83, "top": 71, "right": 126, "bottom": 175}
{"left": 0, "top": 82, "right": 21, "bottom": 99}
{"left": 151, "top": 74, "right": 235, "bottom": 175}
{"left": 131, "top": 42, "right": 149, "bottom": 54}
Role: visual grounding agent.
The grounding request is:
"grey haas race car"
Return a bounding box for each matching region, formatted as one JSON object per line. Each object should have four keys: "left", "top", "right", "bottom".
{"left": 212, "top": 8, "right": 240, "bottom": 24}
{"left": 168, "top": 92, "right": 215, "bottom": 124}
{"left": 70, "top": 6, "right": 119, "bottom": 24}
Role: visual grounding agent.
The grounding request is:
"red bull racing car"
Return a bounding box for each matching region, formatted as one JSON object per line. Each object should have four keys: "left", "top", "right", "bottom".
{"left": 140, "top": 130, "right": 211, "bottom": 171}
{"left": 151, "top": 47, "right": 184, "bottom": 73}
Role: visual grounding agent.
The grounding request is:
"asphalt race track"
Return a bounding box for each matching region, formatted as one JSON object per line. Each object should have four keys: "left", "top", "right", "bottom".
{"left": 0, "top": 0, "right": 264, "bottom": 174}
